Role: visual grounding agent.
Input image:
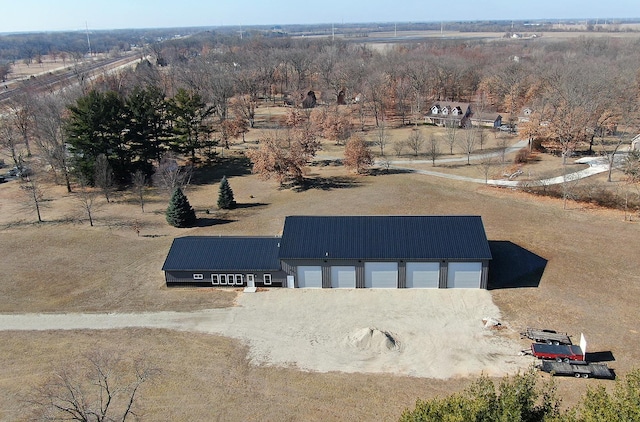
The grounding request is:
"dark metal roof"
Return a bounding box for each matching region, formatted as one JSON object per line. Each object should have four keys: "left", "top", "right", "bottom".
{"left": 162, "top": 236, "right": 282, "bottom": 271}
{"left": 279, "top": 216, "right": 492, "bottom": 261}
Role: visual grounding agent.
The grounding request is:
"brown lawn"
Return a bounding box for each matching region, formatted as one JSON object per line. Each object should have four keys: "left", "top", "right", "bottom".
{"left": 1, "top": 131, "right": 639, "bottom": 419}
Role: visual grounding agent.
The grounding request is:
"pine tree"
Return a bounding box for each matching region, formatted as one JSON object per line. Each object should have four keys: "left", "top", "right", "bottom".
{"left": 166, "top": 187, "right": 197, "bottom": 227}
{"left": 217, "top": 176, "right": 236, "bottom": 209}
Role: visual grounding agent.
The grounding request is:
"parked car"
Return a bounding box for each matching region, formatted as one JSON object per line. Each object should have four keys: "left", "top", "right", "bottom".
{"left": 6, "top": 166, "right": 31, "bottom": 178}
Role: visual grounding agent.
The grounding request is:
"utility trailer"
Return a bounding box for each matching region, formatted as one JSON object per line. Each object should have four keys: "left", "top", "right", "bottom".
{"left": 539, "top": 361, "right": 615, "bottom": 379}
{"left": 521, "top": 328, "right": 572, "bottom": 345}
{"left": 526, "top": 333, "right": 588, "bottom": 363}
{"left": 531, "top": 344, "right": 584, "bottom": 362}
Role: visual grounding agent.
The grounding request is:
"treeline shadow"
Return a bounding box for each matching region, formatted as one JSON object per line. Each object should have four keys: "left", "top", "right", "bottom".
{"left": 291, "top": 176, "right": 361, "bottom": 192}
{"left": 190, "top": 157, "right": 252, "bottom": 185}
{"left": 488, "top": 241, "right": 547, "bottom": 289}
{"left": 370, "top": 168, "right": 414, "bottom": 176}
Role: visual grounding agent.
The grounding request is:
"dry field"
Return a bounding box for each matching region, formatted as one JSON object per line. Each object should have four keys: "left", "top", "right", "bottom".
{"left": 1, "top": 130, "right": 639, "bottom": 420}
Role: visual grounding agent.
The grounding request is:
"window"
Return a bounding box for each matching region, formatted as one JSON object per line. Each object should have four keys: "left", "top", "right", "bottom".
{"left": 219, "top": 274, "right": 227, "bottom": 285}
{"left": 263, "top": 274, "right": 272, "bottom": 285}
{"left": 193, "top": 274, "right": 203, "bottom": 280}
{"left": 211, "top": 274, "right": 219, "bottom": 285}
{"left": 234, "top": 274, "right": 244, "bottom": 286}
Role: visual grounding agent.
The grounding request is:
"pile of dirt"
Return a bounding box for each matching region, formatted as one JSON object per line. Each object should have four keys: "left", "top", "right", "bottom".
{"left": 347, "top": 327, "right": 401, "bottom": 352}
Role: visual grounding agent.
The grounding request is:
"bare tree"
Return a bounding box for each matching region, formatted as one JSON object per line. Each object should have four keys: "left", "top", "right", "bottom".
{"left": 444, "top": 119, "right": 458, "bottom": 155}
{"left": 459, "top": 128, "right": 478, "bottom": 165}
{"left": 427, "top": 136, "right": 442, "bottom": 166}
{"left": 392, "top": 139, "right": 406, "bottom": 157}
{"left": 406, "top": 129, "right": 424, "bottom": 157}
{"left": 76, "top": 177, "right": 99, "bottom": 226}
{"left": 479, "top": 154, "right": 497, "bottom": 183}
{"left": 153, "top": 155, "right": 193, "bottom": 193}
{"left": 8, "top": 92, "right": 36, "bottom": 156}
{"left": 20, "top": 173, "right": 46, "bottom": 223}
{"left": 374, "top": 123, "right": 390, "bottom": 156}
{"left": 131, "top": 170, "right": 147, "bottom": 212}
{"left": 0, "top": 116, "right": 23, "bottom": 169}
{"left": 94, "top": 154, "right": 115, "bottom": 203}
{"left": 33, "top": 92, "right": 74, "bottom": 192}
{"left": 28, "top": 350, "right": 158, "bottom": 421}
{"left": 497, "top": 136, "right": 510, "bottom": 164}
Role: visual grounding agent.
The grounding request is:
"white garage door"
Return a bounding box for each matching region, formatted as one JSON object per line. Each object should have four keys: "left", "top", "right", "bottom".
{"left": 364, "top": 262, "right": 398, "bottom": 288}
{"left": 447, "top": 262, "right": 482, "bottom": 288}
{"left": 297, "top": 266, "right": 323, "bottom": 288}
{"left": 331, "top": 266, "right": 356, "bottom": 288}
{"left": 406, "top": 262, "right": 440, "bottom": 288}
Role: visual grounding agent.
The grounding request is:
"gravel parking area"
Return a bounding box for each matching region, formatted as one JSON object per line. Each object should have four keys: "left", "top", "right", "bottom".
{"left": 0, "top": 288, "right": 531, "bottom": 379}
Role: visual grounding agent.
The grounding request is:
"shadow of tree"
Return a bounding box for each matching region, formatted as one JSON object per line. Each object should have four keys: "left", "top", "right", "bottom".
{"left": 194, "top": 218, "right": 235, "bottom": 227}
{"left": 233, "top": 202, "right": 269, "bottom": 209}
{"left": 190, "top": 157, "right": 252, "bottom": 185}
{"left": 291, "top": 176, "right": 361, "bottom": 192}
{"left": 488, "top": 240, "right": 547, "bottom": 289}
{"left": 369, "top": 168, "right": 414, "bottom": 176}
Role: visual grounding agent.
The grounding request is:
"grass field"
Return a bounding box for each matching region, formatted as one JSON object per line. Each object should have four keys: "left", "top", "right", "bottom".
{"left": 1, "top": 149, "right": 639, "bottom": 420}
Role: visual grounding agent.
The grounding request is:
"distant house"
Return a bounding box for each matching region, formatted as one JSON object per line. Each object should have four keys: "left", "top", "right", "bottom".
{"left": 425, "top": 102, "right": 472, "bottom": 127}
{"left": 518, "top": 107, "right": 533, "bottom": 123}
{"left": 471, "top": 113, "right": 503, "bottom": 129}
{"left": 162, "top": 215, "right": 493, "bottom": 289}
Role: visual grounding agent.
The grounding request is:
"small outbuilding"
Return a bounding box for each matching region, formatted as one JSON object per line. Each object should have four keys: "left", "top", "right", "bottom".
{"left": 162, "top": 215, "right": 492, "bottom": 289}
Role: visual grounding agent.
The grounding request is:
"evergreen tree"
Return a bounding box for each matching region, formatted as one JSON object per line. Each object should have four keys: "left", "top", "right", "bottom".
{"left": 217, "top": 176, "right": 236, "bottom": 209}
{"left": 165, "top": 187, "right": 196, "bottom": 228}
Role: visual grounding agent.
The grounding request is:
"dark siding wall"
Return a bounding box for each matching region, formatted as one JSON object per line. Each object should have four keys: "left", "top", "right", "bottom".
{"left": 481, "top": 260, "right": 489, "bottom": 289}
{"left": 355, "top": 262, "right": 365, "bottom": 288}
{"left": 165, "top": 270, "right": 287, "bottom": 287}
{"left": 439, "top": 261, "right": 448, "bottom": 288}
{"left": 398, "top": 261, "right": 407, "bottom": 288}
{"left": 322, "top": 264, "right": 331, "bottom": 288}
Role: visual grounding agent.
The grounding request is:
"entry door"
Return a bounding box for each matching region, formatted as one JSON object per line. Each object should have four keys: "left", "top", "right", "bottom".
{"left": 364, "top": 262, "right": 398, "bottom": 288}
{"left": 297, "top": 266, "right": 323, "bottom": 288}
{"left": 331, "top": 266, "right": 356, "bottom": 288}
{"left": 447, "top": 262, "right": 482, "bottom": 288}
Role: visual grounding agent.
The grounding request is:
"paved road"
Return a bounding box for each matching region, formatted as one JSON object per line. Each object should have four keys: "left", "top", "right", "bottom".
{"left": 377, "top": 139, "right": 614, "bottom": 187}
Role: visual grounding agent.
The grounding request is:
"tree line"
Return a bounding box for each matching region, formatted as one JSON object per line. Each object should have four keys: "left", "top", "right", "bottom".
{"left": 400, "top": 368, "right": 640, "bottom": 422}
{"left": 3, "top": 30, "right": 640, "bottom": 222}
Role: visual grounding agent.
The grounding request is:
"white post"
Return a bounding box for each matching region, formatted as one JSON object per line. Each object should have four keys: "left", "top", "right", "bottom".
{"left": 579, "top": 333, "right": 587, "bottom": 361}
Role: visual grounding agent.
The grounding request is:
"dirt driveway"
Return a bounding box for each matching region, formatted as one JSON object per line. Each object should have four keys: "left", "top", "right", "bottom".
{"left": 0, "top": 289, "right": 531, "bottom": 379}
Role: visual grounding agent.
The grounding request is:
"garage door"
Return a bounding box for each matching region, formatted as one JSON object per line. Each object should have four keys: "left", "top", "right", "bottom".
{"left": 331, "top": 266, "right": 356, "bottom": 288}
{"left": 297, "top": 266, "right": 323, "bottom": 288}
{"left": 364, "top": 262, "right": 398, "bottom": 288}
{"left": 406, "top": 262, "right": 440, "bottom": 288}
{"left": 447, "top": 262, "right": 482, "bottom": 288}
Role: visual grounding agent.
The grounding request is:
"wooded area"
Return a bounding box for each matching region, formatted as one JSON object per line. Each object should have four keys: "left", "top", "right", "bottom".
{"left": 2, "top": 30, "right": 640, "bottom": 219}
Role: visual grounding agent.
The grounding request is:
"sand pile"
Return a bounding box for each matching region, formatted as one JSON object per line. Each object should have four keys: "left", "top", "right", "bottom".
{"left": 348, "top": 327, "right": 401, "bottom": 352}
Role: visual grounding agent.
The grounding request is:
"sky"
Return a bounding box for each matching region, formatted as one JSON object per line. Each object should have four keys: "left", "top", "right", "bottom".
{"left": 1, "top": 0, "right": 640, "bottom": 33}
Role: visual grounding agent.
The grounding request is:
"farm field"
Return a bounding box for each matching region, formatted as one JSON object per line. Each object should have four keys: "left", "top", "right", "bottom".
{"left": 0, "top": 141, "right": 639, "bottom": 419}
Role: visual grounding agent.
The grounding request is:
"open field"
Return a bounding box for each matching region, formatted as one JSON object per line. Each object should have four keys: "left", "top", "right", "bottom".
{"left": 1, "top": 149, "right": 640, "bottom": 419}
